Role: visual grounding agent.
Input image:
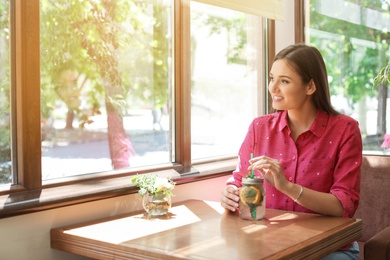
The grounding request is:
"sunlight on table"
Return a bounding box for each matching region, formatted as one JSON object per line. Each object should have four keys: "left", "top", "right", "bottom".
{"left": 65, "top": 205, "right": 201, "bottom": 244}
{"left": 204, "top": 200, "right": 225, "bottom": 214}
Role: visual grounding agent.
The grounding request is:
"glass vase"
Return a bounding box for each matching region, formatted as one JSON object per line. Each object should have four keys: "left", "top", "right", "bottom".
{"left": 142, "top": 192, "right": 172, "bottom": 217}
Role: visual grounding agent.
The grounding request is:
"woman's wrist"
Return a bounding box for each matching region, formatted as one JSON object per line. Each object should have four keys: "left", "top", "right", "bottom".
{"left": 293, "top": 185, "right": 303, "bottom": 203}
{"left": 281, "top": 182, "right": 303, "bottom": 202}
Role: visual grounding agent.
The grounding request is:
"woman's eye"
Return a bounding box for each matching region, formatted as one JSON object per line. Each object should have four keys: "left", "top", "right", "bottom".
{"left": 269, "top": 77, "right": 274, "bottom": 81}
{"left": 281, "top": 80, "right": 289, "bottom": 84}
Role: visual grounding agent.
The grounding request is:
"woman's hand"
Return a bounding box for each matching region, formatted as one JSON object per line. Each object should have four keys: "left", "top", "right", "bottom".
{"left": 248, "top": 155, "right": 345, "bottom": 217}
{"left": 248, "top": 155, "right": 289, "bottom": 192}
{"left": 221, "top": 185, "right": 240, "bottom": 212}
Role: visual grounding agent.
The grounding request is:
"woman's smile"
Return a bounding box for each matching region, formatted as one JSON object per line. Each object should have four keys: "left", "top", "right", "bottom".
{"left": 272, "top": 95, "right": 283, "bottom": 102}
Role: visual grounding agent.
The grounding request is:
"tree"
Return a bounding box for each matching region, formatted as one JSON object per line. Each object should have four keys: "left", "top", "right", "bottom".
{"left": 41, "top": 0, "right": 170, "bottom": 169}
{"left": 308, "top": 0, "right": 390, "bottom": 136}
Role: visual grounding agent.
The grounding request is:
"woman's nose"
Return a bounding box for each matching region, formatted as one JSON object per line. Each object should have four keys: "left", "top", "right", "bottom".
{"left": 268, "top": 80, "right": 277, "bottom": 93}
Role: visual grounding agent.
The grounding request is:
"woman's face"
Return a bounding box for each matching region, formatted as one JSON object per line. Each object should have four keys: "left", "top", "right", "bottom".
{"left": 268, "top": 59, "right": 315, "bottom": 112}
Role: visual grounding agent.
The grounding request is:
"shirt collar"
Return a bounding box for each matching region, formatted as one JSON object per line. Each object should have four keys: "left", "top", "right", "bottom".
{"left": 278, "top": 110, "right": 329, "bottom": 137}
{"left": 310, "top": 110, "right": 329, "bottom": 137}
{"left": 279, "top": 111, "right": 289, "bottom": 132}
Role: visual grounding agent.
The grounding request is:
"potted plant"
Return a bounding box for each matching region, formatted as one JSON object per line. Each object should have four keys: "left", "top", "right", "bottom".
{"left": 131, "top": 174, "right": 175, "bottom": 217}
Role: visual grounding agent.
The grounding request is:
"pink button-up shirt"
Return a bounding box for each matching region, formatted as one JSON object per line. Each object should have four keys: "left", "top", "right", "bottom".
{"left": 227, "top": 110, "right": 362, "bottom": 218}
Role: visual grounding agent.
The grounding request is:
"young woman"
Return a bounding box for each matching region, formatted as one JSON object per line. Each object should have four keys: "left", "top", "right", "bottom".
{"left": 220, "top": 43, "right": 362, "bottom": 259}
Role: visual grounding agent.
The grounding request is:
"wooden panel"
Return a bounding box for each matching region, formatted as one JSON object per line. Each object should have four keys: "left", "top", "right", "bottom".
{"left": 14, "top": 0, "right": 42, "bottom": 189}
{"left": 174, "top": 0, "right": 192, "bottom": 169}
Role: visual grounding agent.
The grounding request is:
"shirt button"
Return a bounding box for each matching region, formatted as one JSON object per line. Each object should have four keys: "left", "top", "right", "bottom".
{"left": 292, "top": 156, "right": 296, "bottom": 160}
{"left": 288, "top": 177, "right": 292, "bottom": 181}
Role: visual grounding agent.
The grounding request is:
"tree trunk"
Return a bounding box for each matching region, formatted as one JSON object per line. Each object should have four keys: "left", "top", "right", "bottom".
{"left": 78, "top": 1, "right": 136, "bottom": 170}
{"left": 65, "top": 110, "right": 74, "bottom": 129}
{"left": 106, "top": 106, "right": 135, "bottom": 170}
{"left": 377, "top": 83, "right": 387, "bottom": 135}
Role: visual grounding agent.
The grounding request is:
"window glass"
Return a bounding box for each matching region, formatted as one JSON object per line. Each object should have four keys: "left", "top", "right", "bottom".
{"left": 305, "top": 0, "right": 390, "bottom": 154}
{"left": 0, "top": 1, "right": 11, "bottom": 185}
{"left": 190, "top": 2, "right": 263, "bottom": 160}
{"left": 40, "top": 1, "right": 173, "bottom": 180}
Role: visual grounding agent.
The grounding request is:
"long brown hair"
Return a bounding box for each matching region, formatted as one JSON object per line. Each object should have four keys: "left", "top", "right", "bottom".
{"left": 273, "top": 43, "right": 339, "bottom": 115}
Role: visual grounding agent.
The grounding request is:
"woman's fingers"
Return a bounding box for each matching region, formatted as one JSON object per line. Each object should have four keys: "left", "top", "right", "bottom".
{"left": 221, "top": 186, "right": 239, "bottom": 212}
{"left": 248, "top": 156, "right": 277, "bottom": 172}
{"left": 248, "top": 156, "right": 283, "bottom": 187}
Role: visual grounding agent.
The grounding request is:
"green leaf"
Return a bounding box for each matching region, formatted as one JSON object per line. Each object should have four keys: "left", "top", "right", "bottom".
{"left": 242, "top": 189, "right": 257, "bottom": 198}
{"left": 247, "top": 202, "right": 257, "bottom": 219}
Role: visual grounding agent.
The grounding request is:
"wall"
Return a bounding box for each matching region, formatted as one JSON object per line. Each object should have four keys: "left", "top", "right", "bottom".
{"left": 0, "top": 176, "right": 228, "bottom": 260}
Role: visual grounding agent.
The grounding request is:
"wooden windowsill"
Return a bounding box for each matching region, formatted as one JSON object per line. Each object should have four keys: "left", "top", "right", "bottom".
{"left": 0, "top": 159, "right": 236, "bottom": 218}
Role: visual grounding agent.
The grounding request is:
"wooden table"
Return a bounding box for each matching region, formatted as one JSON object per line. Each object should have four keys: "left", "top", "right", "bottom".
{"left": 51, "top": 200, "right": 362, "bottom": 260}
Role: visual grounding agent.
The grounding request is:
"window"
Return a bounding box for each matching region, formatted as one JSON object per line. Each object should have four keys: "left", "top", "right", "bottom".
{"left": 0, "top": 0, "right": 11, "bottom": 185}
{"left": 40, "top": 1, "right": 174, "bottom": 179}
{"left": 190, "top": 2, "right": 264, "bottom": 160}
{"left": 304, "top": 0, "right": 390, "bottom": 154}
{"left": 0, "top": 0, "right": 282, "bottom": 215}
{"left": 37, "top": 0, "right": 270, "bottom": 180}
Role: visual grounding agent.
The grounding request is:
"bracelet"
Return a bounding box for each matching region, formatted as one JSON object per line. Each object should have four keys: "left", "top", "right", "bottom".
{"left": 294, "top": 185, "right": 303, "bottom": 203}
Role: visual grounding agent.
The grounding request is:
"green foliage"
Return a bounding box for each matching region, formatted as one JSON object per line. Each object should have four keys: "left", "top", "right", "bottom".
{"left": 131, "top": 174, "right": 175, "bottom": 197}
{"left": 0, "top": 148, "right": 11, "bottom": 184}
{"left": 374, "top": 60, "right": 390, "bottom": 85}
{"left": 0, "top": 0, "right": 10, "bottom": 122}
{"left": 40, "top": 0, "right": 170, "bottom": 122}
{"left": 309, "top": 0, "right": 390, "bottom": 106}
{"left": 0, "top": 125, "right": 11, "bottom": 184}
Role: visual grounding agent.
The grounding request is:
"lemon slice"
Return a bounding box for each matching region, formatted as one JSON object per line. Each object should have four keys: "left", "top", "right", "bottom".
{"left": 240, "top": 186, "right": 261, "bottom": 206}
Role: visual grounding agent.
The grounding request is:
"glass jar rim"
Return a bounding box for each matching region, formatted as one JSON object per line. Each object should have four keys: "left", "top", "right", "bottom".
{"left": 242, "top": 177, "right": 263, "bottom": 184}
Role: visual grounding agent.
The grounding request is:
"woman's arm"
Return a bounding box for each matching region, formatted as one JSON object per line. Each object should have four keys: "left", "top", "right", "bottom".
{"left": 281, "top": 182, "right": 344, "bottom": 216}
{"left": 249, "top": 156, "right": 344, "bottom": 216}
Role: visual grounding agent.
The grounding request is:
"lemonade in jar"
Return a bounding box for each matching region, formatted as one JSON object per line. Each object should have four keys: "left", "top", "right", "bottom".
{"left": 239, "top": 177, "right": 266, "bottom": 220}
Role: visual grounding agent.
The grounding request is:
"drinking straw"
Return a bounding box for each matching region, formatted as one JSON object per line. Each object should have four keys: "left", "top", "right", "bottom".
{"left": 250, "top": 153, "right": 254, "bottom": 178}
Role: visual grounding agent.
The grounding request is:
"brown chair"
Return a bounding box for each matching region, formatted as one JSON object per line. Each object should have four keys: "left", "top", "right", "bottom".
{"left": 353, "top": 156, "right": 390, "bottom": 259}
{"left": 364, "top": 226, "right": 390, "bottom": 260}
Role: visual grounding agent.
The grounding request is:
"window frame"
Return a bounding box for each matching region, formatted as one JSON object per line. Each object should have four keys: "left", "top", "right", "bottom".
{"left": 301, "top": 0, "right": 390, "bottom": 155}
{"left": 0, "top": 0, "right": 277, "bottom": 218}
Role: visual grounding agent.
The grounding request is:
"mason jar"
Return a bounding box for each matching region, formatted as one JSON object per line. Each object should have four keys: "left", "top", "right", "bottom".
{"left": 239, "top": 177, "right": 266, "bottom": 220}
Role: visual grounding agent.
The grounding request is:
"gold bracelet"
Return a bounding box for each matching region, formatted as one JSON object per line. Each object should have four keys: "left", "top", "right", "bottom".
{"left": 294, "top": 185, "right": 303, "bottom": 203}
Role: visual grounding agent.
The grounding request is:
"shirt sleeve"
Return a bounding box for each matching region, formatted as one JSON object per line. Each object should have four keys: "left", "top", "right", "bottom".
{"left": 330, "top": 119, "right": 362, "bottom": 218}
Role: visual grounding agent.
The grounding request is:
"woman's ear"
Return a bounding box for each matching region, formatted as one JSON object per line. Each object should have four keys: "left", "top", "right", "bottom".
{"left": 306, "top": 79, "right": 316, "bottom": 95}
